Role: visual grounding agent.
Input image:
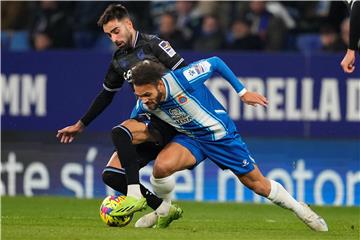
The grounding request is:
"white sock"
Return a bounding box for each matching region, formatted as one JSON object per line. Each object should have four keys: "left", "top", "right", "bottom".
{"left": 267, "top": 180, "right": 302, "bottom": 214}
{"left": 150, "top": 174, "right": 175, "bottom": 204}
{"left": 127, "top": 184, "right": 142, "bottom": 199}
{"left": 155, "top": 201, "right": 171, "bottom": 216}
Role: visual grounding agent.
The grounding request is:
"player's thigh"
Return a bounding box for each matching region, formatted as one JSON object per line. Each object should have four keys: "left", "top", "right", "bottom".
{"left": 153, "top": 142, "right": 196, "bottom": 177}
{"left": 148, "top": 115, "right": 177, "bottom": 147}
{"left": 106, "top": 152, "right": 122, "bottom": 168}
{"left": 121, "top": 119, "right": 152, "bottom": 144}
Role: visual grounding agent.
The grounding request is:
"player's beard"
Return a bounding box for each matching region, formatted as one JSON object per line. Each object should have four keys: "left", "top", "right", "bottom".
{"left": 115, "top": 27, "right": 133, "bottom": 50}
{"left": 146, "top": 88, "right": 163, "bottom": 110}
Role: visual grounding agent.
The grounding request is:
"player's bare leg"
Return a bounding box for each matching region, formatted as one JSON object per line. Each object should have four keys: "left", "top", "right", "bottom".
{"left": 152, "top": 142, "right": 197, "bottom": 178}
{"left": 136, "top": 142, "right": 194, "bottom": 228}
{"left": 237, "top": 166, "right": 328, "bottom": 231}
{"left": 107, "top": 152, "right": 122, "bottom": 168}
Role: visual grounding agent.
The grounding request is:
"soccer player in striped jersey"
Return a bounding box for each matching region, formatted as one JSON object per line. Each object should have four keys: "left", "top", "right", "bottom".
{"left": 341, "top": 0, "right": 360, "bottom": 73}
{"left": 113, "top": 57, "right": 328, "bottom": 231}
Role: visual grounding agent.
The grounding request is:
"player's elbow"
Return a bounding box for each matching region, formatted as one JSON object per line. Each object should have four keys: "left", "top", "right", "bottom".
{"left": 209, "top": 56, "right": 221, "bottom": 64}
{"left": 208, "top": 56, "right": 224, "bottom": 69}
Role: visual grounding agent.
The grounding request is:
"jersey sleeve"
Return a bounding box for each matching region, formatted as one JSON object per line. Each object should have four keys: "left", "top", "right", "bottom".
{"left": 103, "top": 62, "right": 125, "bottom": 92}
{"left": 130, "top": 99, "right": 146, "bottom": 118}
{"left": 149, "top": 37, "right": 186, "bottom": 70}
{"left": 349, "top": 1, "right": 360, "bottom": 50}
{"left": 180, "top": 57, "right": 247, "bottom": 96}
{"left": 80, "top": 89, "right": 116, "bottom": 126}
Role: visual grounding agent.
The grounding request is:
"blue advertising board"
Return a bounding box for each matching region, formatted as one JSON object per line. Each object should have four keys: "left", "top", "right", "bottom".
{"left": 2, "top": 51, "right": 360, "bottom": 138}
{"left": 1, "top": 133, "right": 359, "bottom": 206}
{"left": 1, "top": 51, "right": 359, "bottom": 206}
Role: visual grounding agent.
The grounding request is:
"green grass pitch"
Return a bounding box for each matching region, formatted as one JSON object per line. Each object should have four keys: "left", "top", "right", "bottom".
{"left": 1, "top": 196, "right": 359, "bottom": 240}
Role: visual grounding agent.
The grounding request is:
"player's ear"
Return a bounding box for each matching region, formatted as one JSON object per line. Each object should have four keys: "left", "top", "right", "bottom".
{"left": 124, "top": 18, "right": 133, "bottom": 29}
{"left": 158, "top": 79, "right": 164, "bottom": 87}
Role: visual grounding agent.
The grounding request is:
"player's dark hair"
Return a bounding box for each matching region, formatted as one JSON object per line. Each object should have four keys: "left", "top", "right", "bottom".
{"left": 132, "top": 61, "right": 166, "bottom": 86}
{"left": 97, "top": 4, "right": 130, "bottom": 27}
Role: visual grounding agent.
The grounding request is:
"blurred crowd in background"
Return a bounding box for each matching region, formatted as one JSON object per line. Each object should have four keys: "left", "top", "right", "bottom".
{"left": 1, "top": 1, "right": 352, "bottom": 53}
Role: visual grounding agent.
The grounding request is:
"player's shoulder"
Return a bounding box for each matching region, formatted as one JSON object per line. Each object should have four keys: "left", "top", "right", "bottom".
{"left": 138, "top": 32, "right": 162, "bottom": 44}
{"left": 346, "top": 0, "right": 358, "bottom": 8}
{"left": 139, "top": 33, "right": 173, "bottom": 50}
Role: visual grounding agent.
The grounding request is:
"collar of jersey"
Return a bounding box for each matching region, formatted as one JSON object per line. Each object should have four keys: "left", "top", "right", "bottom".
{"left": 133, "top": 31, "right": 139, "bottom": 48}
{"left": 161, "top": 73, "right": 171, "bottom": 102}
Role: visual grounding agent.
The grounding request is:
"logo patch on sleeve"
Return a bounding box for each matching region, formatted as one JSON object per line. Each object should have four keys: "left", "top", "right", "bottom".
{"left": 183, "top": 61, "right": 211, "bottom": 81}
{"left": 159, "top": 41, "right": 176, "bottom": 57}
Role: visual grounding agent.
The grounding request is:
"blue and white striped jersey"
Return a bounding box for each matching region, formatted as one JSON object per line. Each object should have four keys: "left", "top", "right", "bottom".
{"left": 132, "top": 57, "right": 247, "bottom": 142}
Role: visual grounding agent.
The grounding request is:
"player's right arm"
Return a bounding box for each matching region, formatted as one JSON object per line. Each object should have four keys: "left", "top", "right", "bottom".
{"left": 181, "top": 57, "right": 268, "bottom": 107}
{"left": 57, "top": 63, "right": 124, "bottom": 143}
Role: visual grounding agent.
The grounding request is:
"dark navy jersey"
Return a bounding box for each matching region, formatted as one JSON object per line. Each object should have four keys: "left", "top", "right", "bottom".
{"left": 103, "top": 31, "right": 185, "bottom": 91}
{"left": 80, "top": 31, "right": 186, "bottom": 127}
{"left": 346, "top": 0, "right": 360, "bottom": 50}
{"left": 346, "top": 0, "right": 358, "bottom": 9}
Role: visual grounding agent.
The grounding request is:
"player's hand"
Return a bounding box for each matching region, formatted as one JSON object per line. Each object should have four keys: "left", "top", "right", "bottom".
{"left": 340, "top": 49, "right": 356, "bottom": 73}
{"left": 56, "top": 120, "right": 85, "bottom": 143}
{"left": 240, "top": 91, "right": 268, "bottom": 107}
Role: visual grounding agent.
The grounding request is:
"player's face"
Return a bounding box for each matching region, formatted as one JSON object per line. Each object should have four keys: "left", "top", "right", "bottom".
{"left": 134, "top": 82, "right": 165, "bottom": 110}
{"left": 103, "top": 18, "right": 133, "bottom": 49}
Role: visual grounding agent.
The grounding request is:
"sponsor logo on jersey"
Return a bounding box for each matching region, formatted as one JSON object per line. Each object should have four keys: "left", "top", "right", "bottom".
{"left": 177, "top": 95, "right": 188, "bottom": 104}
{"left": 241, "top": 159, "right": 250, "bottom": 167}
{"left": 159, "top": 41, "right": 176, "bottom": 57}
{"left": 183, "top": 61, "right": 211, "bottom": 81}
{"left": 137, "top": 49, "right": 145, "bottom": 60}
{"left": 123, "top": 69, "right": 132, "bottom": 82}
{"left": 168, "top": 107, "right": 192, "bottom": 125}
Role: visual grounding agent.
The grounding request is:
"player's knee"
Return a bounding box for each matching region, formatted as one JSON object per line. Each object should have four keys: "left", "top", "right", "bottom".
{"left": 153, "top": 160, "right": 173, "bottom": 178}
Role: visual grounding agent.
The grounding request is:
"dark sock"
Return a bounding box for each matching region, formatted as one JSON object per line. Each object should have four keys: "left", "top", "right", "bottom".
{"left": 111, "top": 125, "right": 140, "bottom": 184}
{"left": 102, "top": 167, "right": 162, "bottom": 210}
{"left": 102, "top": 166, "right": 127, "bottom": 194}
{"left": 140, "top": 185, "right": 162, "bottom": 210}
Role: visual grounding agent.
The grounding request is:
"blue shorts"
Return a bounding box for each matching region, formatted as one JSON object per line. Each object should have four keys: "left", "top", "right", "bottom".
{"left": 172, "top": 134, "right": 256, "bottom": 175}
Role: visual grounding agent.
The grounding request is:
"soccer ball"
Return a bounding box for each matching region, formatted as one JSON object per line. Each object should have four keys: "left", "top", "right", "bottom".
{"left": 99, "top": 195, "right": 133, "bottom": 227}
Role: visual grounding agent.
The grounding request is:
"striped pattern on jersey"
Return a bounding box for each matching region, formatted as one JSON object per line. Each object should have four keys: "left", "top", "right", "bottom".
{"left": 143, "top": 72, "right": 228, "bottom": 141}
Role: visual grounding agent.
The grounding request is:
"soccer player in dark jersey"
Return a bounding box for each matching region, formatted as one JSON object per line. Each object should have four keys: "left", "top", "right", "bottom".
{"left": 341, "top": 0, "right": 360, "bottom": 73}
{"left": 56, "top": 4, "right": 186, "bottom": 228}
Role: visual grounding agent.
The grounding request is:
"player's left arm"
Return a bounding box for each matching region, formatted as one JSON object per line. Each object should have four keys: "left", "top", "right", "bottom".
{"left": 150, "top": 37, "right": 187, "bottom": 70}
{"left": 188, "top": 56, "right": 268, "bottom": 107}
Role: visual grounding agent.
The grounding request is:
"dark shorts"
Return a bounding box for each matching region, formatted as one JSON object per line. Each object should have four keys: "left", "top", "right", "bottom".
{"left": 131, "top": 113, "right": 178, "bottom": 168}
